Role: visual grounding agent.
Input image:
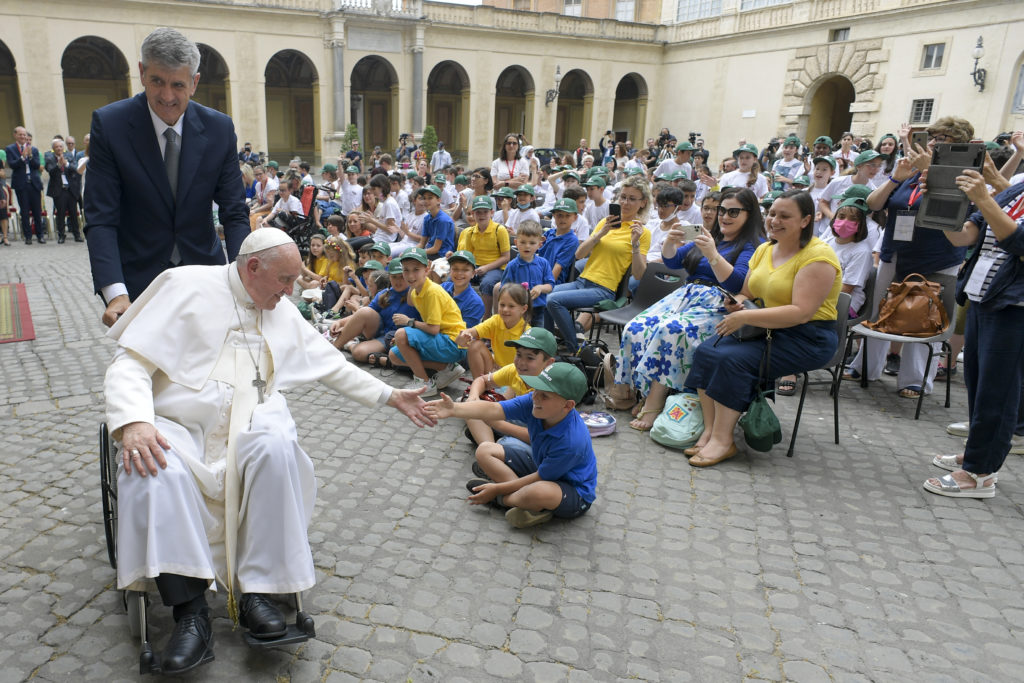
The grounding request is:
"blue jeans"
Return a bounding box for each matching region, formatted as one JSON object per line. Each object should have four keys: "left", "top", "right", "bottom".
{"left": 544, "top": 279, "right": 614, "bottom": 353}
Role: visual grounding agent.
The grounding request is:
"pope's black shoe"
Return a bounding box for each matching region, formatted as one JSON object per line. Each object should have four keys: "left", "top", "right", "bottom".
{"left": 239, "top": 593, "right": 287, "bottom": 639}
{"left": 161, "top": 610, "right": 214, "bottom": 675}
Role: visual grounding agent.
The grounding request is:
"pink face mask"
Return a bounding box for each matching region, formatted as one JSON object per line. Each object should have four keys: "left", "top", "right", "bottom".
{"left": 833, "top": 219, "right": 859, "bottom": 238}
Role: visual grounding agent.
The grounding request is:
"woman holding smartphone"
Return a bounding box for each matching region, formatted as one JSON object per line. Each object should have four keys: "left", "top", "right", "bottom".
{"left": 614, "top": 187, "right": 765, "bottom": 430}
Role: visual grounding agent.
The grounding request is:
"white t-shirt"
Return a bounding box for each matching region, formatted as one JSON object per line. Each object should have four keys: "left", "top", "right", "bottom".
{"left": 491, "top": 157, "right": 530, "bottom": 184}
{"left": 339, "top": 178, "right": 362, "bottom": 215}
{"left": 571, "top": 215, "right": 592, "bottom": 241}
{"left": 822, "top": 234, "right": 874, "bottom": 314}
{"left": 372, "top": 195, "right": 403, "bottom": 243}
{"left": 809, "top": 185, "right": 831, "bottom": 236}
{"left": 272, "top": 194, "right": 302, "bottom": 215}
{"left": 441, "top": 184, "right": 459, "bottom": 209}
{"left": 395, "top": 188, "right": 411, "bottom": 217}
{"left": 398, "top": 211, "right": 426, "bottom": 248}
{"left": 646, "top": 219, "right": 671, "bottom": 263}
{"left": 583, "top": 199, "right": 610, "bottom": 229}
{"left": 772, "top": 157, "right": 804, "bottom": 183}
{"left": 719, "top": 170, "right": 769, "bottom": 199}
{"left": 506, "top": 207, "right": 541, "bottom": 234}
{"left": 676, "top": 205, "right": 702, "bottom": 226}
{"left": 653, "top": 158, "right": 692, "bottom": 180}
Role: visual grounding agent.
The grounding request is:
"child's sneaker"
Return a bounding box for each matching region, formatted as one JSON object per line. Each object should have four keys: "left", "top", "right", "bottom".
{"left": 408, "top": 376, "right": 438, "bottom": 398}
{"left": 465, "top": 478, "right": 490, "bottom": 493}
{"left": 471, "top": 462, "right": 489, "bottom": 479}
{"left": 431, "top": 363, "right": 465, "bottom": 390}
{"left": 505, "top": 507, "right": 553, "bottom": 528}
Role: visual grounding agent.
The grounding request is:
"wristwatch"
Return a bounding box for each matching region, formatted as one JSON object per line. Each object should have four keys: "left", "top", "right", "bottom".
{"left": 406, "top": 319, "right": 415, "bottom": 329}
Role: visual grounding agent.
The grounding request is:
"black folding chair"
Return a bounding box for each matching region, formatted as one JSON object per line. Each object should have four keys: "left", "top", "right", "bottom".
{"left": 591, "top": 263, "right": 687, "bottom": 344}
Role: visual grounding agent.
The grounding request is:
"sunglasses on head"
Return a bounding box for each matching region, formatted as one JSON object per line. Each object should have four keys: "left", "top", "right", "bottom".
{"left": 717, "top": 206, "right": 747, "bottom": 218}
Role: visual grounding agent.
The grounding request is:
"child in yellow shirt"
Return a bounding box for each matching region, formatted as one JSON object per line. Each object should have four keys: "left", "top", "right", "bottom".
{"left": 455, "top": 283, "right": 531, "bottom": 378}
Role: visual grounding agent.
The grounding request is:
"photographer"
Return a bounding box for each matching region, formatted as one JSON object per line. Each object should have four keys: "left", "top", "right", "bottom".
{"left": 238, "top": 142, "right": 258, "bottom": 165}
{"left": 394, "top": 134, "right": 416, "bottom": 164}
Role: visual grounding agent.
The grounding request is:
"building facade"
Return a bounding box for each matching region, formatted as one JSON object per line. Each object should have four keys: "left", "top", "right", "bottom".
{"left": 1, "top": 0, "right": 1021, "bottom": 170}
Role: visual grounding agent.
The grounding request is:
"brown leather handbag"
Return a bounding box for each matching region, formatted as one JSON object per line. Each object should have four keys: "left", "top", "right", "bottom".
{"left": 864, "top": 273, "right": 948, "bottom": 337}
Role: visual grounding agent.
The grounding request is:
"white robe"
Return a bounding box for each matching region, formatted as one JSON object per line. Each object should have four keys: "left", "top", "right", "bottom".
{"left": 106, "top": 264, "right": 392, "bottom": 595}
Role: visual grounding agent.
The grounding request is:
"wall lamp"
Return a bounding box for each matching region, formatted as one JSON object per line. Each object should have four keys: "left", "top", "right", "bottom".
{"left": 545, "top": 66, "right": 563, "bottom": 107}
{"left": 971, "top": 36, "right": 986, "bottom": 92}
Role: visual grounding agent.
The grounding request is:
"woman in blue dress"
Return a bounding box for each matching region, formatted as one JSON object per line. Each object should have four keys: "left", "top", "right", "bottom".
{"left": 618, "top": 187, "right": 765, "bottom": 430}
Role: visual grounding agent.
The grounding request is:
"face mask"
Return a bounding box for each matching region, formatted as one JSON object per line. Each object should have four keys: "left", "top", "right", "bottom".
{"left": 833, "top": 219, "right": 859, "bottom": 238}
{"left": 517, "top": 202, "right": 532, "bottom": 210}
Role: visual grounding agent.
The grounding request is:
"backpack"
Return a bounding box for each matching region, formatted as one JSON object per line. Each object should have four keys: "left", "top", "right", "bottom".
{"left": 651, "top": 393, "right": 704, "bottom": 449}
{"left": 559, "top": 340, "right": 610, "bottom": 405}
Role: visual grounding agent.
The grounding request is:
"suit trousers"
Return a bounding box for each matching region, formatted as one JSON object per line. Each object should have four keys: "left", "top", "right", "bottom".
{"left": 14, "top": 186, "right": 43, "bottom": 240}
{"left": 53, "top": 190, "right": 80, "bottom": 238}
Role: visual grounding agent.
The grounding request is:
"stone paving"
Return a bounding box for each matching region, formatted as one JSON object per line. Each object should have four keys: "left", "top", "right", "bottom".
{"left": 2, "top": 242, "right": 1024, "bottom": 682}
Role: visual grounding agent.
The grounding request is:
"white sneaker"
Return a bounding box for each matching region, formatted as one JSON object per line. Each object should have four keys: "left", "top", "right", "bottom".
{"left": 409, "top": 376, "right": 438, "bottom": 398}
{"left": 946, "top": 421, "right": 969, "bottom": 437}
{"left": 957, "top": 351, "right": 965, "bottom": 364}
{"left": 431, "top": 363, "right": 465, "bottom": 390}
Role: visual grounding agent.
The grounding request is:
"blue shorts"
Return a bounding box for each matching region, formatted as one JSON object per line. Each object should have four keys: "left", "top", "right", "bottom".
{"left": 392, "top": 327, "right": 466, "bottom": 364}
{"left": 497, "top": 436, "right": 592, "bottom": 519}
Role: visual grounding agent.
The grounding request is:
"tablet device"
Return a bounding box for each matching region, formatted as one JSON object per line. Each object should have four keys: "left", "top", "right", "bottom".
{"left": 916, "top": 142, "right": 985, "bottom": 231}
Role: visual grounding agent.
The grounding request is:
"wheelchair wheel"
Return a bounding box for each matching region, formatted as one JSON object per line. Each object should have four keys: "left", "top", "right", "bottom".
{"left": 99, "top": 423, "right": 118, "bottom": 569}
{"left": 123, "top": 590, "right": 148, "bottom": 639}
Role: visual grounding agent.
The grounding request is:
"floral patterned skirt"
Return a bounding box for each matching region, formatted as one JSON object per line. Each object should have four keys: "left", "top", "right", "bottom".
{"left": 615, "top": 283, "right": 726, "bottom": 395}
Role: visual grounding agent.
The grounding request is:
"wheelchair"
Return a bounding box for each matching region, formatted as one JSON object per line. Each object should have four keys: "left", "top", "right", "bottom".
{"left": 99, "top": 423, "right": 316, "bottom": 675}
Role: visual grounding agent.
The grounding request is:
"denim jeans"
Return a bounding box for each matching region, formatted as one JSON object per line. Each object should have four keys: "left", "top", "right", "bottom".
{"left": 544, "top": 279, "right": 613, "bottom": 353}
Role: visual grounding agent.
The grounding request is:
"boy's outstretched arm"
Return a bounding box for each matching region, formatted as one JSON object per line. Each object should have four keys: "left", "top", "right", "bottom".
{"left": 425, "top": 393, "right": 506, "bottom": 422}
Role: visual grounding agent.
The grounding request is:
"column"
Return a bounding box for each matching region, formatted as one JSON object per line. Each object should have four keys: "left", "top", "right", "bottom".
{"left": 411, "top": 24, "right": 425, "bottom": 134}
{"left": 332, "top": 40, "right": 345, "bottom": 132}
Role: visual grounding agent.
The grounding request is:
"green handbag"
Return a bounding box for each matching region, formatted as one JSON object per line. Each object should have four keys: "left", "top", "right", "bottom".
{"left": 738, "top": 331, "right": 782, "bottom": 452}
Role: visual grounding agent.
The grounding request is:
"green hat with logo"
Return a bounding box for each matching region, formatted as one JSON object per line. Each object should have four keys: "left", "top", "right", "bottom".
{"left": 563, "top": 171, "right": 581, "bottom": 182}
{"left": 842, "top": 184, "right": 872, "bottom": 201}
{"left": 399, "top": 247, "right": 429, "bottom": 265}
{"left": 669, "top": 170, "right": 689, "bottom": 182}
{"left": 812, "top": 155, "right": 837, "bottom": 170}
{"left": 838, "top": 197, "right": 870, "bottom": 213}
{"left": 345, "top": 165, "right": 359, "bottom": 173}
{"left": 675, "top": 141, "right": 695, "bottom": 152}
{"left": 447, "top": 249, "right": 477, "bottom": 267}
{"left": 369, "top": 241, "right": 392, "bottom": 257}
{"left": 472, "top": 195, "right": 496, "bottom": 211}
{"left": 521, "top": 362, "right": 588, "bottom": 403}
{"left": 515, "top": 184, "right": 536, "bottom": 196}
{"left": 455, "top": 174, "right": 468, "bottom": 184}
{"left": 853, "top": 149, "right": 881, "bottom": 166}
{"left": 505, "top": 327, "right": 557, "bottom": 357}
{"left": 433, "top": 173, "right": 446, "bottom": 185}
{"left": 733, "top": 143, "right": 758, "bottom": 158}
{"left": 584, "top": 176, "right": 607, "bottom": 188}
{"left": 387, "top": 259, "right": 405, "bottom": 275}
{"left": 492, "top": 187, "right": 516, "bottom": 199}
{"left": 782, "top": 136, "right": 801, "bottom": 147}
{"left": 792, "top": 175, "right": 811, "bottom": 186}
{"left": 552, "top": 198, "right": 579, "bottom": 214}
{"left": 417, "top": 184, "right": 442, "bottom": 198}
{"left": 814, "top": 135, "right": 834, "bottom": 147}
{"left": 406, "top": 170, "right": 419, "bottom": 178}
{"left": 589, "top": 166, "right": 609, "bottom": 176}
{"left": 626, "top": 166, "right": 645, "bottom": 176}
{"left": 356, "top": 259, "right": 385, "bottom": 274}
{"left": 322, "top": 163, "right": 337, "bottom": 173}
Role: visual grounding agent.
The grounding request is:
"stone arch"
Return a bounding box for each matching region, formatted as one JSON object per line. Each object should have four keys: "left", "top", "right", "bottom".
{"left": 494, "top": 65, "right": 534, "bottom": 154}
{"left": 196, "top": 44, "right": 230, "bottom": 116}
{"left": 427, "top": 60, "right": 470, "bottom": 163}
{"left": 350, "top": 55, "right": 399, "bottom": 155}
{"left": 612, "top": 72, "right": 648, "bottom": 149}
{"left": 265, "top": 49, "right": 320, "bottom": 163}
{"left": 0, "top": 41, "right": 22, "bottom": 142}
{"left": 780, "top": 38, "right": 887, "bottom": 142}
{"left": 61, "top": 36, "right": 131, "bottom": 139}
{"left": 555, "top": 68, "right": 593, "bottom": 151}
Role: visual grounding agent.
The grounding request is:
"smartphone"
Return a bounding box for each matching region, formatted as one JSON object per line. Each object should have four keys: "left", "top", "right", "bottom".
{"left": 678, "top": 223, "right": 701, "bottom": 241}
{"left": 609, "top": 203, "right": 621, "bottom": 219}
{"left": 714, "top": 285, "right": 738, "bottom": 304}
{"left": 911, "top": 131, "right": 928, "bottom": 151}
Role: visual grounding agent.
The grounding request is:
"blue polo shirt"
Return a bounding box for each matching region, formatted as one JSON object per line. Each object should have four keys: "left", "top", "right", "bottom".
{"left": 538, "top": 229, "right": 580, "bottom": 284}
{"left": 442, "top": 280, "right": 486, "bottom": 328}
{"left": 368, "top": 286, "right": 420, "bottom": 335}
{"left": 422, "top": 210, "right": 456, "bottom": 256}
{"left": 501, "top": 255, "right": 555, "bottom": 307}
{"left": 500, "top": 394, "right": 597, "bottom": 503}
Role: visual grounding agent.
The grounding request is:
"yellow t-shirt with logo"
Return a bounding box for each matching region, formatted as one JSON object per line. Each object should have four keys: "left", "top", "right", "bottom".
{"left": 491, "top": 363, "right": 531, "bottom": 397}
{"left": 409, "top": 278, "right": 466, "bottom": 341}
{"left": 581, "top": 218, "right": 650, "bottom": 292}
{"left": 473, "top": 314, "right": 529, "bottom": 367}
{"left": 456, "top": 220, "right": 511, "bottom": 268}
{"left": 746, "top": 237, "right": 842, "bottom": 322}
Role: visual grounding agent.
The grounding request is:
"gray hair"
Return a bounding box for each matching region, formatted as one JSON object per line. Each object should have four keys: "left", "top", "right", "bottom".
{"left": 141, "top": 27, "right": 200, "bottom": 78}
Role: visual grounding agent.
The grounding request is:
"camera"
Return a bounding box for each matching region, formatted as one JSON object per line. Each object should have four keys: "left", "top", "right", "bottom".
{"left": 995, "top": 132, "right": 1012, "bottom": 144}
{"left": 689, "top": 132, "right": 701, "bottom": 144}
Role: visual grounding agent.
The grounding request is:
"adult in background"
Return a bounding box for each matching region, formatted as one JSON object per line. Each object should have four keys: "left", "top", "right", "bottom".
{"left": 44, "top": 138, "right": 82, "bottom": 243}
{"left": 85, "top": 27, "right": 249, "bottom": 327}
{"left": 343, "top": 139, "right": 362, "bottom": 171}
{"left": 574, "top": 139, "right": 590, "bottom": 168}
{"left": 430, "top": 141, "right": 452, "bottom": 172}
{"left": 491, "top": 133, "right": 529, "bottom": 190}
{"left": 5, "top": 126, "right": 44, "bottom": 244}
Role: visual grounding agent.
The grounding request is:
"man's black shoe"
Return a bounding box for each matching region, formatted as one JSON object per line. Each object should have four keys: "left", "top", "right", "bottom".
{"left": 37, "top": 237, "right": 46, "bottom": 244}
{"left": 239, "top": 593, "right": 287, "bottom": 639}
{"left": 57, "top": 236, "right": 66, "bottom": 244}
{"left": 24, "top": 239, "right": 31, "bottom": 245}
{"left": 161, "top": 611, "right": 214, "bottom": 675}
{"left": 74, "top": 235, "right": 84, "bottom": 242}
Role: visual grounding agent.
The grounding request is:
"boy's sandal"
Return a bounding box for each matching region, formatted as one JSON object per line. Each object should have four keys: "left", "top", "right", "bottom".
{"left": 776, "top": 379, "right": 797, "bottom": 396}
{"left": 899, "top": 386, "right": 922, "bottom": 399}
{"left": 923, "top": 471, "right": 997, "bottom": 499}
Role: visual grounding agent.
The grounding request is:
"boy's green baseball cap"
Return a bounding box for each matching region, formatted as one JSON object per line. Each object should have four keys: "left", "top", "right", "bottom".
{"left": 387, "top": 259, "right": 405, "bottom": 275}
{"left": 472, "top": 195, "right": 496, "bottom": 210}
{"left": 626, "top": 166, "right": 645, "bottom": 176}
{"left": 522, "top": 362, "right": 588, "bottom": 403}
{"left": 455, "top": 174, "right": 468, "bottom": 184}
{"left": 369, "top": 241, "right": 392, "bottom": 256}
{"left": 399, "top": 247, "right": 429, "bottom": 265}
{"left": 322, "top": 163, "right": 337, "bottom": 173}
{"left": 733, "top": 143, "right": 759, "bottom": 157}
{"left": 356, "top": 259, "right": 385, "bottom": 273}
{"left": 813, "top": 135, "right": 834, "bottom": 147}
{"left": 552, "top": 198, "right": 579, "bottom": 214}
{"left": 563, "top": 171, "right": 581, "bottom": 182}
{"left": 793, "top": 175, "right": 811, "bottom": 186}
{"left": 266, "top": 160, "right": 279, "bottom": 169}
{"left": 447, "top": 249, "right": 477, "bottom": 267}
{"left": 812, "top": 155, "right": 837, "bottom": 170}
{"left": 406, "top": 170, "right": 419, "bottom": 178}
{"left": 783, "top": 136, "right": 801, "bottom": 147}
{"left": 675, "top": 141, "right": 695, "bottom": 152}
{"left": 669, "top": 170, "right": 689, "bottom": 181}
{"left": 417, "top": 184, "right": 442, "bottom": 198}
{"left": 433, "top": 173, "right": 447, "bottom": 185}
{"left": 505, "top": 327, "right": 558, "bottom": 357}
{"left": 515, "top": 184, "right": 536, "bottom": 196}
{"left": 584, "top": 176, "right": 607, "bottom": 188}
{"left": 842, "top": 184, "right": 872, "bottom": 201}
{"left": 853, "top": 149, "right": 881, "bottom": 166}
{"left": 492, "top": 186, "right": 516, "bottom": 199}
{"left": 346, "top": 165, "right": 359, "bottom": 173}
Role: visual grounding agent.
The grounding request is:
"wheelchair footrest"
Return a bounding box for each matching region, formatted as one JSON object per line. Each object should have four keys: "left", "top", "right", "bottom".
{"left": 242, "top": 611, "right": 315, "bottom": 648}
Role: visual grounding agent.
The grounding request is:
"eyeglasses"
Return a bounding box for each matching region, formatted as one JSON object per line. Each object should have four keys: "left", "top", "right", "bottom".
{"left": 506, "top": 141, "right": 519, "bottom": 146}
{"left": 717, "top": 206, "right": 747, "bottom": 218}
{"left": 928, "top": 133, "right": 949, "bottom": 142}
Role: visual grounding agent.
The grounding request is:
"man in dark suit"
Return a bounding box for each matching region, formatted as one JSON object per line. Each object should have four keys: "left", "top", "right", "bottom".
{"left": 85, "top": 27, "right": 249, "bottom": 328}
{"left": 5, "top": 126, "right": 45, "bottom": 244}
{"left": 44, "top": 138, "right": 82, "bottom": 243}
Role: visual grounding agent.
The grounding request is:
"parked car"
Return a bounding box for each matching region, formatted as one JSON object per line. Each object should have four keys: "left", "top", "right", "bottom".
{"left": 532, "top": 148, "right": 572, "bottom": 168}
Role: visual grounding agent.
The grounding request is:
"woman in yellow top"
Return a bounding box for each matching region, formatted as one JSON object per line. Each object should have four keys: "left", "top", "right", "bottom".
{"left": 545, "top": 174, "right": 652, "bottom": 353}
{"left": 684, "top": 189, "right": 842, "bottom": 467}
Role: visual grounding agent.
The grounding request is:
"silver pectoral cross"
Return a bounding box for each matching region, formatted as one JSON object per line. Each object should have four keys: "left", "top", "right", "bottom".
{"left": 253, "top": 371, "right": 267, "bottom": 404}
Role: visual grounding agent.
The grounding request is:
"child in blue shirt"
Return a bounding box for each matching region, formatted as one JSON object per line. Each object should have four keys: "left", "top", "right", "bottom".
{"left": 443, "top": 250, "right": 487, "bottom": 328}
{"left": 538, "top": 198, "right": 581, "bottom": 285}
{"left": 425, "top": 362, "right": 597, "bottom": 528}
{"left": 417, "top": 185, "right": 456, "bottom": 258}
{"left": 498, "top": 220, "right": 555, "bottom": 326}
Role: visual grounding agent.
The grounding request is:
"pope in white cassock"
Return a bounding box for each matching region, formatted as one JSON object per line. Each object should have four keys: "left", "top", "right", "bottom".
{"left": 104, "top": 228, "right": 433, "bottom": 675}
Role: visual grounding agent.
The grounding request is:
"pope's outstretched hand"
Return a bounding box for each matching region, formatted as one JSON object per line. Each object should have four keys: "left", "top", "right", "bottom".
{"left": 387, "top": 387, "right": 438, "bottom": 428}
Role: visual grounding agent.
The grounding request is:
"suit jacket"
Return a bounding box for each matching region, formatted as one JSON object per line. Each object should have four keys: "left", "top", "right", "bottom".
{"left": 44, "top": 151, "right": 81, "bottom": 199}
{"left": 4, "top": 143, "right": 43, "bottom": 192}
{"left": 84, "top": 92, "right": 250, "bottom": 300}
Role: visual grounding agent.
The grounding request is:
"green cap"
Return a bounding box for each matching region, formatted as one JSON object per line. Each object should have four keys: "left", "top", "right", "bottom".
{"left": 853, "top": 149, "right": 881, "bottom": 166}
{"left": 322, "top": 163, "right": 337, "bottom": 173}
{"left": 584, "top": 176, "right": 607, "bottom": 188}
{"left": 472, "top": 195, "right": 496, "bottom": 211}
{"left": 492, "top": 186, "right": 515, "bottom": 199}
{"left": 346, "top": 165, "right": 359, "bottom": 173}
{"left": 399, "top": 247, "right": 429, "bottom": 265}
{"left": 675, "top": 141, "right": 695, "bottom": 152}
{"left": 792, "top": 175, "right": 811, "bottom": 186}
{"left": 589, "top": 166, "right": 609, "bottom": 176}
{"left": 417, "top": 184, "right": 442, "bottom": 198}
{"left": 563, "top": 171, "right": 580, "bottom": 182}
{"left": 626, "top": 166, "right": 645, "bottom": 176}
{"left": 406, "top": 170, "right": 418, "bottom": 178}
{"left": 783, "top": 136, "right": 801, "bottom": 147}
{"left": 369, "top": 241, "right": 392, "bottom": 257}
{"left": 455, "top": 174, "right": 468, "bottom": 184}
{"left": 521, "top": 362, "right": 588, "bottom": 403}
{"left": 387, "top": 259, "right": 405, "bottom": 275}
{"left": 814, "top": 135, "right": 834, "bottom": 147}
{"left": 447, "top": 249, "right": 477, "bottom": 267}
{"left": 985, "top": 141, "right": 1000, "bottom": 151}
{"left": 267, "top": 160, "right": 279, "bottom": 169}
{"left": 515, "top": 184, "right": 536, "bottom": 196}
{"left": 842, "top": 184, "right": 872, "bottom": 201}
{"left": 505, "top": 327, "right": 557, "bottom": 357}
{"left": 669, "top": 170, "right": 688, "bottom": 181}
{"left": 356, "top": 259, "right": 385, "bottom": 273}
{"left": 733, "top": 143, "right": 758, "bottom": 158}
{"left": 838, "top": 197, "right": 869, "bottom": 213}
{"left": 433, "top": 173, "right": 446, "bottom": 185}
{"left": 552, "top": 198, "right": 579, "bottom": 214}
{"left": 812, "top": 156, "right": 837, "bottom": 170}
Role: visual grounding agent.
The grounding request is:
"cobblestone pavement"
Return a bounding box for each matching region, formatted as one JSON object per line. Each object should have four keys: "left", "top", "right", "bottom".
{"left": 2, "top": 242, "right": 1023, "bottom": 683}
